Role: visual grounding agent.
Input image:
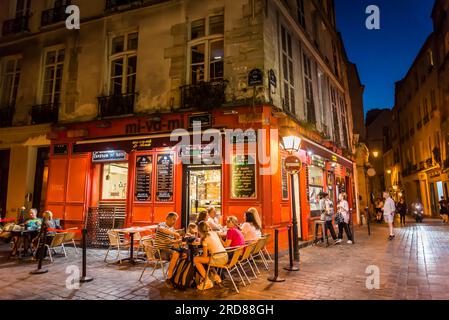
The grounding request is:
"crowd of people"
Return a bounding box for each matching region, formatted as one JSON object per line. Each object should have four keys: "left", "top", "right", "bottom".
{"left": 152, "top": 207, "right": 264, "bottom": 291}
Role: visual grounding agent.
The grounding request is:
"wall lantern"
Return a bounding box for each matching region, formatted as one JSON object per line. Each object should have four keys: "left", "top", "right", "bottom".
{"left": 386, "top": 170, "right": 392, "bottom": 174}
{"left": 282, "top": 135, "right": 301, "bottom": 154}
{"left": 372, "top": 151, "right": 379, "bottom": 158}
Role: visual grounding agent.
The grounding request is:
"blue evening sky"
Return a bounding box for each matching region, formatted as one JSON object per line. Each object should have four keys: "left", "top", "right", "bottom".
{"left": 334, "top": 0, "right": 435, "bottom": 114}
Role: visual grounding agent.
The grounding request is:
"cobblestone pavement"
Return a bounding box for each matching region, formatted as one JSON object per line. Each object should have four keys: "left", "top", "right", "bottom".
{"left": 1, "top": 219, "right": 448, "bottom": 300}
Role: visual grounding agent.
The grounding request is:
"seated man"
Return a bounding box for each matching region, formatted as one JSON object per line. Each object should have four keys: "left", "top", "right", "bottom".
{"left": 153, "top": 212, "right": 183, "bottom": 288}
{"left": 25, "top": 209, "right": 42, "bottom": 231}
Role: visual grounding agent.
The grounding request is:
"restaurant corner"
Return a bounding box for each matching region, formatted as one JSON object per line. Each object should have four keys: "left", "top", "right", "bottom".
{"left": 45, "top": 105, "right": 356, "bottom": 252}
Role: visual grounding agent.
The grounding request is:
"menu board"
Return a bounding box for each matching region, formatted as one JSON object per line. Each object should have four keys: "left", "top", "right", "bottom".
{"left": 156, "top": 154, "right": 174, "bottom": 202}
{"left": 231, "top": 154, "right": 256, "bottom": 199}
{"left": 135, "top": 156, "right": 152, "bottom": 202}
{"left": 282, "top": 159, "right": 289, "bottom": 200}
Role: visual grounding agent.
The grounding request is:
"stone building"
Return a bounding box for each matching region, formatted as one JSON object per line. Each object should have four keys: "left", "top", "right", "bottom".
{"left": 393, "top": 0, "right": 449, "bottom": 216}
{"left": 0, "top": 0, "right": 359, "bottom": 245}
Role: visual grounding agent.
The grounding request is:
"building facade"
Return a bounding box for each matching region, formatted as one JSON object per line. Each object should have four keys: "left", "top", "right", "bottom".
{"left": 393, "top": 0, "right": 449, "bottom": 216}
{"left": 0, "top": 0, "right": 358, "bottom": 247}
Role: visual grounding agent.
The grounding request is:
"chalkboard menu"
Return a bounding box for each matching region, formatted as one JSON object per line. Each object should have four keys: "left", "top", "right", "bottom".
{"left": 231, "top": 154, "right": 256, "bottom": 199}
{"left": 282, "top": 159, "right": 289, "bottom": 200}
{"left": 135, "top": 156, "right": 152, "bottom": 202}
{"left": 53, "top": 144, "right": 68, "bottom": 155}
{"left": 156, "top": 154, "right": 174, "bottom": 202}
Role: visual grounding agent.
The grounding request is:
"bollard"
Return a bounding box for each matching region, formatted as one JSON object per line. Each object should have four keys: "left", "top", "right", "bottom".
{"left": 284, "top": 225, "right": 299, "bottom": 272}
{"left": 366, "top": 207, "right": 371, "bottom": 236}
{"left": 80, "top": 228, "right": 93, "bottom": 283}
{"left": 30, "top": 225, "right": 49, "bottom": 275}
{"left": 268, "top": 229, "right": 285, "bottom": 282}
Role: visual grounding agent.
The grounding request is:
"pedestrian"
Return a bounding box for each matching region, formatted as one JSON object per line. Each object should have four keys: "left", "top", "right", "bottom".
{"left": 336, "top": 193, "right": 353, "bottom": 244}
{"left": 439, "top": 197, "right": 449, "bottom": 224}
{"left": 396, "top": 198, "right": 407, "bottom": 227}
{"left": 382, "top": 192, "right": 396, "bottom": 240}
{"left": 375, "top": 197, "right": 384, "bottom": 223}
{"left": 319, "top": 192, "right": 340, "bottom": 244}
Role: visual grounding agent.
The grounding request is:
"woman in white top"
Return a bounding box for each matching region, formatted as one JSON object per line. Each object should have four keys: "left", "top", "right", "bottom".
{"left": 241, "top": 210, "right": 262, "bottom": 241}
{"left": 193, "top": 221, "right": 228, "bottom": 290}
{"left": 337, "top": 193, "right": 353, "bottom": 244}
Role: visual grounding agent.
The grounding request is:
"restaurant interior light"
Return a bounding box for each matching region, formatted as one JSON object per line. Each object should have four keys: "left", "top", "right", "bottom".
{"left": 282, "top": 135, "right": 301, "bottom": 153}
{"left": 307, "top": 150, "right": 313, "bottom": 156}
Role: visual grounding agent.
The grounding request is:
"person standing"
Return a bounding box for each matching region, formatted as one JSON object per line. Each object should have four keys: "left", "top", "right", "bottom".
{"left": 319, "top": 192, "right": 340, "bottom": 244}
{"left": 439, "top": 197, "right": 449, "bottom": 224}
{"left": 382, "top": 192, "right": 396, "bottom": 240}
{"left": 396, "top": 198, "right": 407, "bottom": 227}
{"left": 336, "top": 193, "right": 353, "bottom": 244}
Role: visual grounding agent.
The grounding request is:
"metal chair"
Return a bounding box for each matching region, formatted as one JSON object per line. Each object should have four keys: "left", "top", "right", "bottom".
{"left": 45, "top": 233, "right": 68, "bottom": 262}
{"left": 261, "top": 233, "right": 273, "bottom": 263}
{"left": 139, "top": 238, "right": 167, "bottom": 281}
{"left": 250, "top": 237, "right": 269, "bottom": 273}
{"left": 204, "top": 247, "right": 246, "bottom": 293}
{"left": 237, "top": 242, "right": 258, "bottom": 282}
{"left": 104, "top": 230, "right": 130, "bottom": 264}
{"left": 62, "top": 228, "right": 78, "bottom": 255}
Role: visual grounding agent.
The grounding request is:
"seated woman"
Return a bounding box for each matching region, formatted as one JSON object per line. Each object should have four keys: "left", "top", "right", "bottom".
{"left": 193, "top": 221, "right": 228, "bottom": 290}
{"left": 222, "top": 216, "right": 245, "bottom": 248}
{"left": 241, "top": 210, "right": 262, "bottom": 242}
{"left": 195, "top": 211, "right": 209, "bottom": 226}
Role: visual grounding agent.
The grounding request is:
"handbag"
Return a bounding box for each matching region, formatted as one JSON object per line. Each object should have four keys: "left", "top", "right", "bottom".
{"left": 335, "top": 212, "right": 344, "bottom": 224}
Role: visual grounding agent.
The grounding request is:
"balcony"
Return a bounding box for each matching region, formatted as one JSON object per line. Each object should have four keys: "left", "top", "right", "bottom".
{"left": 2, "top": 16, "right": 29, "bottom": 36}
{"left": 30, "top": 104, "right": 59, "bottom": 124}
{"left": 41, "top": 2, "right": 72, "bottom": 27}
{"left": 0, "top": 106, "right": 14, "bottom": 128}
{"left": 105, "top": 0, "right": 169, "bottom": 11}
{"left": 98, "top": 93, "right": 136, "bottom": 118}
{"left": 180, "top": 81, "right": 228, "bottom": 111}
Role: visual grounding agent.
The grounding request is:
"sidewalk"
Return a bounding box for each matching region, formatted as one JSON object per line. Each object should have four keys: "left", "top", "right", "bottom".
{"left": 0, "top": 219, "right": 448, "bottom": 300}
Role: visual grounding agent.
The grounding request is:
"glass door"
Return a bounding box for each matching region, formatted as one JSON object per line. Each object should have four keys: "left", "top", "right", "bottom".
{"left": 184, "top": 166, "right": 222, "bottom": 226}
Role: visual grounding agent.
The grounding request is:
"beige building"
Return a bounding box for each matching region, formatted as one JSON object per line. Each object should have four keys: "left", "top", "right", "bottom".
{"left": 393, "top": 0, "right": 449, "bottom": 216}
{"left": 0, "top": 0, "right": 359, "bottom": 230}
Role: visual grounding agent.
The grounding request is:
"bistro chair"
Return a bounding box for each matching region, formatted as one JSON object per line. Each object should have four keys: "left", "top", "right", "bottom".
{"left": 62, "top": 228, "right": 79, "bottom": 255}
{"left": 104, "top": 230, "right": 131, "bottom": 264}
{"left": 203, "top": 246, "right": 246, "bottom": 294}
{"left": 45, "top": 233, "right": 68, "bottom": 262}
{"left": 250, "top": 237, "right": 270, "bottom": 273}
{"left": 237, "top": 242, "right": 258, "bottom": 283}
{"left": 261, "top": 234, "right": 273, "bottom": 263}
{"left": 139, "top": 238, "right": 167, "bottom": 281}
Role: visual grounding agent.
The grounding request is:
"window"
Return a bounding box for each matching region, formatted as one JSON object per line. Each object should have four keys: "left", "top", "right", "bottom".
{"left": 281, "top": 26, "right": 295, "bottom": 114}
{"left": 109, "top": 32, "right": 138, "bottom": 95}
{"left": 330, "top": 86, "right": 340, "bottom": 146}
{"left": 0, "top": 58, "right": 21, "bottom": 108}
{"left": 303, "top": 52, "right": 315, "bottom": 123}
{"left": 102, "top": 163, "right": 129, "bottom": 200}
{"left": 296, "top": 0, "right": 306, "bottom": 29}
{"left": 428, "top": 49, "right": 434, "bottom": 67}
{"left": 42, "top": 48, "right": 65, "bottom": 105}
{"left": 431, "top": 89, "right": 437, "bottom": 111}
{"left": 339, "top": 95, "right": 349, "bottom": 148}
{"left": 189, "top": 15, "right": 224, "bottom": 85}
{"left": 15, "top": 0, "right": 29, "bottom": 18}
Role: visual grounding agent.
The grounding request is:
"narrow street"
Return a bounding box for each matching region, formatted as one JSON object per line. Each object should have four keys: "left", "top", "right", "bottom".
{"left": 1, "top": 219, "right": 448, "bottom": 300}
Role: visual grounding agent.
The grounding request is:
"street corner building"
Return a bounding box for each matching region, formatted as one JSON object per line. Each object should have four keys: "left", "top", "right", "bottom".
{"left": 0, "top": 0, "right": 363, "bottom": 251}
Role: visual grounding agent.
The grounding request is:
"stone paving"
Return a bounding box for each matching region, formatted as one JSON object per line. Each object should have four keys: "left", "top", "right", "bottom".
{"left": 1, "top": 218, "right": 449, "bottom": 300}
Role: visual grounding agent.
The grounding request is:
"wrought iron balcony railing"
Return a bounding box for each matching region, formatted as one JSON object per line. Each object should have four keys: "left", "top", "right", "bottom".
{"left": 41, "top": 2, "right": 72, "bottom": 27}
{"left": 105, "top": 0, "right": 169, "bottom": 11}
{"left": 180, "top": 80, "right": 228, "bottom": 111}
{"left": 2, "top": 16, "right": 29, "bottom": 36}
{"left": 0, "top": 106, "right": 14, "bottom": 128}
{"left": 98, "top": 92, "right": 136, "bottom": 118}
{"left": 31, "top": 103, "right": 59, "bottom": 124}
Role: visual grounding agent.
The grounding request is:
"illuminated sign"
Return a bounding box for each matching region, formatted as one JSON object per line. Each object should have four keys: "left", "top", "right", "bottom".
{"left": 92, "top": 150, "right": 127, "bottom": 163}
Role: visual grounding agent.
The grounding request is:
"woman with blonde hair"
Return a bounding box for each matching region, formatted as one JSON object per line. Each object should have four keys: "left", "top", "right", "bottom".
{"left": 336, "top": 193, "right": 353, "bottom": 244}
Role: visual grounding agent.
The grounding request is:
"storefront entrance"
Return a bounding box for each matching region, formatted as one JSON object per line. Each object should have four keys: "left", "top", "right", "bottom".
{"left": 183, "top": 165, "right": 222, "bottom": 228}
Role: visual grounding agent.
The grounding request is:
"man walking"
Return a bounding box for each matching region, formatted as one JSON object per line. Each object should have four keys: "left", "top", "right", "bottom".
{"left": 382, "top": 192, "right": 396, "bottom": 240}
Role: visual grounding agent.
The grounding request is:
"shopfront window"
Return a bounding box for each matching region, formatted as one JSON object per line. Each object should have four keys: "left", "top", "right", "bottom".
{"left": 308, "top": 165, "right": 324, "bottom": 216}
{"left": 102, "top": 163, "right": 129, "bottom": 200}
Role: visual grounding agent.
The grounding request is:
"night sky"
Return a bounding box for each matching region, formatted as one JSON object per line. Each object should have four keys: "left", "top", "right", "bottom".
{"left": 334, "top": 0, "right": 435, "bottom": 115}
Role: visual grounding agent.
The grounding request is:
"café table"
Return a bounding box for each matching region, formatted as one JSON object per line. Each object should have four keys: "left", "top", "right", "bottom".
{"left": 112, "top": 226, "right": 158, "bottom": 265}
{"left": 10, "top": 229, "right": 39, "bottom": 259}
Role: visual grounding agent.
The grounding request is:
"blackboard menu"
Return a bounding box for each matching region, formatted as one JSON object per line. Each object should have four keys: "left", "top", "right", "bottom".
{"left": 282, "top": 159, "right": 289, "bottom": 199}
{"left": 135, "top": 156, "right": 152, "bottom": 202}
{"left": 156, "top": 154, "right": 174, "bottom": 202}
{"left": 231, "top": 154, "right": 256, "bottom": 199}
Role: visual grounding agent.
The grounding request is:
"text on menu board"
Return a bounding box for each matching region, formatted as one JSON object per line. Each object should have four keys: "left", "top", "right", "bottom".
{"left": 156, "top": 154, "right": 174, "bottom": 202}
{"left": 135, "top": 156, "right": 152, "bottom": 202}
{"left": 231, "top": 154, "right": 257, "bottom": 199}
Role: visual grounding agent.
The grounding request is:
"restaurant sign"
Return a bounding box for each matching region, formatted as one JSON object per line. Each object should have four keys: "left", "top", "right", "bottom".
{"left": 92, "top": 150, "right": 127, "bottom": 163}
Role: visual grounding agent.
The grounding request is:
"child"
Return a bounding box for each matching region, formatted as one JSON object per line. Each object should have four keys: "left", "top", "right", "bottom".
{"left": 185, "top": 223, "right": 199, "bottom": 239}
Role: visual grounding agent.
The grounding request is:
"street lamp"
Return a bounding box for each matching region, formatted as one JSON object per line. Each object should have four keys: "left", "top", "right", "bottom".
{"left": 386, "top": 170, "right": 392, "bottom": 175}
{"left": 282, "top": 135, "right": 301, "bottom": 264}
